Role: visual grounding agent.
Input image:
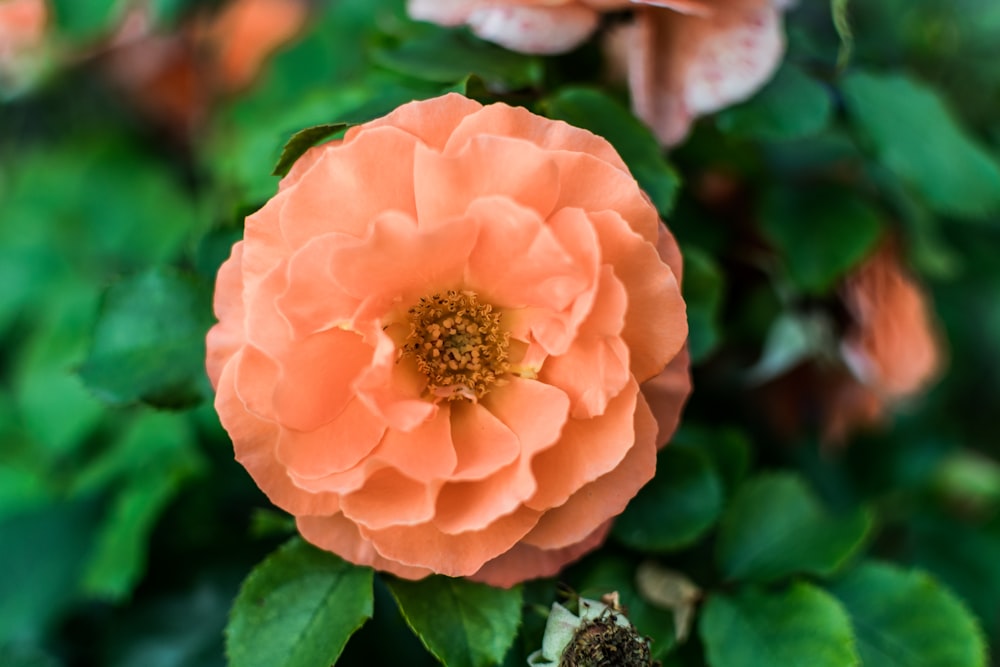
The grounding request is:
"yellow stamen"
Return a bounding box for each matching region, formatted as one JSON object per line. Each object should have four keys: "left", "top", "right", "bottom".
{"left": 403, "top": 290, "right": 510, "bottom": 401}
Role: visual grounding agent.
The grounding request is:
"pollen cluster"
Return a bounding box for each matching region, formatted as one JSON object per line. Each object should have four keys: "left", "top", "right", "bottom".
{"left": 403, "top": 290, "right": 510, "bottom": 401}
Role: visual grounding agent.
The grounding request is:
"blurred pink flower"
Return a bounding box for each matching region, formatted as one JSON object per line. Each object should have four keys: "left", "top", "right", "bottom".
{"left": 207, "top": 94, "right": 690, "bottom": 586}
{"left": 408, "top": 0, "right": 790, "bottom": 145}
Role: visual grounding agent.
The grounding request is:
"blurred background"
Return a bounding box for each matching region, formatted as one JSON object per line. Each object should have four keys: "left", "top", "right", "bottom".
{"left": 2, "top": 0, "right": 1000, "bottom": 665}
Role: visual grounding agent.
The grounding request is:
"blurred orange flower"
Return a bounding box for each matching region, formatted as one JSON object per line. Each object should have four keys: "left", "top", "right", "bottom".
{"left": 0, "top": 0, "right": 46, "bottom": 85}
{"left": 101, "top": 0, "right": 307, "bottom": 140}
{"left": 760, "top": 241, "right": 943, "bottom": 443}
{"left": 206, "top": 94, "right": 690, "bottom": 586}
{"left": 825, "top": 241, "right": 942, "bottom": 440}
{"left": 408, "top": 0, "right": 789, "bottom": 145}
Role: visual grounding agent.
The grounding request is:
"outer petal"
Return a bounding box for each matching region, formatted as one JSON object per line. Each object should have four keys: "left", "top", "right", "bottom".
{"left": 363, "top": 507, "right": 542, "bottom": 577}
{"left": 347, "top": 92, "right": 482, "bottom": 151}
{"left": 297, "top": 513, "right": 434, "bottom": 580}
{"left": 216, "top": 351, "right": 340, "bottom": 515}
{"left": 206, "top": 241, "right": 246, "bottom": 387}
{"left": 522, "top": 391, "right": 657, "bottom": 549}
{"left": 591, "top": 211, "right": 687, "bottom": 382}
{"left": 470, "top": 520, "right": 613, "bottom": 588}
{"left": 640, "top": 345, "right": 691, "bottom": 447}
{"left": 627, "top": 0, "right": 786, "bottom": 145}
{"left": 444, "top": 101, "right": 628, "bottom": 171}
{"left": 527, "top": 379, "right": 640, "bottom": 511}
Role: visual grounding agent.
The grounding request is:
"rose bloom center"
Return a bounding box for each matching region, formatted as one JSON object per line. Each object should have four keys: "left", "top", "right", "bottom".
{"left": 402, "top": 290, "right": 510, "bottom": 401}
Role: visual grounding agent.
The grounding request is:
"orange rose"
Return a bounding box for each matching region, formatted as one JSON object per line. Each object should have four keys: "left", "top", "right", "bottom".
{"left": 408, "top": 0, "right": 789, "bottom": 145}
{"left": 207, "top": 94, "right": 690, "bottom": 586}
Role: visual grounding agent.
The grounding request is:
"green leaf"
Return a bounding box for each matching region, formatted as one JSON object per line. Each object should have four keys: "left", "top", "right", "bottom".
{"left": 759, "top": 185, "right": 883, "bottom": 294}
{"left": 78, "top": 268, "right": 214, "bottom": 409}
{"left": 386, "top": 575, "right": 523, "bottom": 667}
{"left": 272, "top": 123, "right": 349, "bottom": 177}
{"left": 79, "top": 413, "right": 204, "bottom": 601}
{"left": 226, "top": 538, "right": 374, "bottom": 667}
{"left": 828, "top": 562, "right": 986, "bottom": 667}
{"left": 372, "top": 29, "right": 544, "bottom": 90}
{"left": 0, "top": 500, "right": 99, "bottom": 643}
{"left": 542, "top": 87, "right": 680, "bottom": 218}
{"left": 0, "top": 645, "right": 62, "bottom": 667}
{"left": 717, "top": 64, "right": 833, "bottom": 141}
{"left": 700, "top": 583, "right": 859, "bottom": 667}
{"left": 746, "top": 312, "right": 836, "bottom": 384}
{"left": 672, "top": 425, "right": 752, "bottom": 496}
{"left": 841, "top": 72, "right": 1000, "bottom": 220}
{"left": 682, "top": 247, "right": 725, "bottom": 362}
{"left": 716, "top": 474, "right": 873, "bottom": 583}
{"left": 49, "top": 0, "right": 123, "bottom": 40}
{"left": 612, "top": 445, "right": 724, "bottom": 552}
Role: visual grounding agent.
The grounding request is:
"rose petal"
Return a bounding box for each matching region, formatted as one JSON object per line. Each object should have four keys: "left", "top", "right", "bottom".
{"left": 206, "top": 241, "right": 246, "bottom": 387}
{"left": 327, "top": 209, "right": 478, "bottom": 308}
{"left": 363, "top": 506, "right": 542, "bottom": 577}
{"left": 433, "top": 459, "right": 537, "bottom": 534}
{"left": 414, "top": 136, "right": 561, "bottom": 224}
{"left": 450, "top": 401, "right": 521, "bottom": 480}
{"left": 445, "top": 101, "right": 628, "bottom": 170}
{"left": 522, "top": 391, "right": 657, "bottom": 549}
{"left": 347, "top": 91, "right": 482, "bottom": 151}
{"left": 297, "top": 512, "right": 434, "bottom": 580}
{"left": 591, "top": 210, "right": 687, "bottom": 383}
{"left": 278, "top": 126, "right": 420, "bottom": 244}
{"left": 526, "top": 379, "right": 640, "bottom": 511}
{"left": 366, "top": 405, "right": 458, "bottom": 482}
{"left": 275, "top": 397, "right": 386, "bottom": 479}
{"left": 217, "top": 351, "right": 340, "bottom": 515}
{"left": 540, "top": 266, "right": 630, "bottom": 419}
{"left": 470, "top": 520, "right": 612, "bottom": 588}
{"left": 482, "top": 376, "right": 570, "bottom": 459}
{"left": 276, "top": 233, "right": 362, "bottom": 338}
{"left": 340, "top": 467, "right": 440, "bottom": 530}
{"left": 641, "top": 345, "right": 691, "bottom": 447}
{"left": 272, "top": 327, "right": 373, "bottom": 431}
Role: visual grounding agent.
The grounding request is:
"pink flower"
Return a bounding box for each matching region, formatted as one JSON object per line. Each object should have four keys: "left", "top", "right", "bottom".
{"left": 207, "top": 94, "right": 690, "bottom": 586}
{"left": 407, "top": 0, "right": 790, "bottom": 145}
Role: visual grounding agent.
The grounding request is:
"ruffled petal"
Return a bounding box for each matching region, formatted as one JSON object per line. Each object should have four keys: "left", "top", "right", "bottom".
{"left": 433, "top": 459, "right": 537, "bottom": 534}
{"left": 366, "top": 405, "right": 458, "bottom": 482}
{"left": 470, "top": 520, "right": 612, "bottom": 588}
{"left": 527, "top": 379, "right": 639, "bottom": 511}
{"left": 340, "top": 468, "right": 440, "bottom": 530}
{"left": 272, "top": 327, "right": 373, "bottom": 431}
{"left": 206, "top": 241, "right": 246, "bottom": 387}
{"left": 278, "top": 126, "right": 420, "bottom": 243}
{"left": 522, "top": 391, "right": 657, "bottom": 549}
{"left": 346, "top": 91, "right": 482, "bottom": 151}
{"left": 641, "top": 345, "right": 691, "bottom": 447}
{"left": 363, "top": 506, "right": 541, "bottom": 577}
{"left": 414, "top": 136, "right": 561, "bottom": 224}
{"left": 450, "top": 401, "right": 521, "bottom": 480}
{"left": 445, "top": 101, "right": 628, "bottom": 170}
{"left": 540, "top": 266, "right": 630, "bottom": 419}
{"left": 590, "top": 210, "right": 687, "bottom": 383}
{"left": 275, "top": 397, "right": 386, "bottom": 479}
{"left": 297, "top": 513, "right": 434, "bottom": 580}
{"left": 217, "top": 351, "right": 340, "bottom": 515}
